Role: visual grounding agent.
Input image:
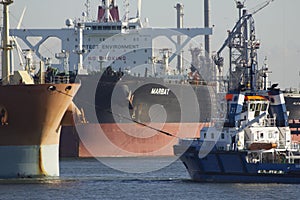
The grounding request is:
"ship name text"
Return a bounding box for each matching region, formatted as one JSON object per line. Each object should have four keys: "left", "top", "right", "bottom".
{"left": 150, "top": 88, "right": 170, "bottom": 95}
{"left": 293, "top": 102, "right": 300, "bottom": 106}
{"left": 257, "top": 170, "right": 284, "bottom": 174}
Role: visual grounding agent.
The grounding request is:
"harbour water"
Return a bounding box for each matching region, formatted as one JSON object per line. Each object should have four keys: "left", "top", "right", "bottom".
{"left": 0, "top": 157, "right": 300, "bottom": 200}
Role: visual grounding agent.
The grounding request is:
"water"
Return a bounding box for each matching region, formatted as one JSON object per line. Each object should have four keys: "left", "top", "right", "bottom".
{"left": 1, "top": 157, "right": 300, "bottom": 200}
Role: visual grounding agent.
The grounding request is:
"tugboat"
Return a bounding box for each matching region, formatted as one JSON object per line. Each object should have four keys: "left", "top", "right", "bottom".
{"left": 173, "top": 2, "right": 300, "bottom": 183}
{"left": 0, "top": 0, "right": 80, "bottom": 178}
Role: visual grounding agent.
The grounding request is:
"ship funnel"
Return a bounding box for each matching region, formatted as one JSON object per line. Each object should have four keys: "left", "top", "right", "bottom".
{"left": 1, "top": 0, "right": 14, "bottom": 85}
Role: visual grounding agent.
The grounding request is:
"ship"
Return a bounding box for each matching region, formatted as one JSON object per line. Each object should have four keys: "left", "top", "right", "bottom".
{"left": 284, "top": 88, "right": 300, "bottom": 138}
{"left": 173, "top": 2, "right": 300, "bottom": 183}
{"left": 9, "top": 0, "right": 299, "bottom": 157}
{"left": 0, "top": 0, "right": 80, "bottom": 178}
{"left": 10, "top": 0, "right": 214, "bottom": 157}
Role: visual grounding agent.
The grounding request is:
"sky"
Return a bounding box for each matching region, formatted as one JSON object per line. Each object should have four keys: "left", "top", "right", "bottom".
{"left": 6, "top": 0, "right": 300, "bottom": 89}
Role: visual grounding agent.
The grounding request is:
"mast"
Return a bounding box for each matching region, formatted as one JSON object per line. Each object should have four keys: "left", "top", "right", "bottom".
{"left": 175, "top": 3, "right": 183, "bottom": 74}
{"left": 204, "top": 0, "right": 210, "bottom": 57}
{"left": 1, "top": 0, "right": 13, "bottom": 85}
{"left": 76, "top": 22, "right": 85, "bottom": 74}
{"left": 137, "top": 0, "right": 141, "bottom": 19}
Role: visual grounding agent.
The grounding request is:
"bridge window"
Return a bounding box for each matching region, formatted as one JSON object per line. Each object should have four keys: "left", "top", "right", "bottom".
{"left": 262, "top": 103, "right": 268, "bottom": 111}
{"left": 256, "top": 103, "right": 261, "bottom": 111}
{"left": 250, "top": 103, "right": 255, "bottom": 111}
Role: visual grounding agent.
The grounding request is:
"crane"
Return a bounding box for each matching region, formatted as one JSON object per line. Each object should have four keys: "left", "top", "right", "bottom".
{"left": 213, "top": 0, "right": 275, "bottom": 92}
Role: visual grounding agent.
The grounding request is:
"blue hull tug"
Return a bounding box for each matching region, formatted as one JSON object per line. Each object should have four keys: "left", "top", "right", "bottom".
{"left": 174, "top": 1, "right": 300, "bottom": 183}
{"left": 174, "top": 141, "right": 300, "bottom": 183}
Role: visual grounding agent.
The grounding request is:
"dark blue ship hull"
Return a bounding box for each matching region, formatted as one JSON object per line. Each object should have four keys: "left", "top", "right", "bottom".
{"left": 174, "top": 145, "right": 300, "bottom": 183}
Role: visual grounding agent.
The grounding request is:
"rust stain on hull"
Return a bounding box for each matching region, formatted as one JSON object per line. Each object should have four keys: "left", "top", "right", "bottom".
{"left": 38, "top": 146, "right": 48, "bottom": 176}
{"left": 0, "top": 83, "right": 79, "bottom": 177}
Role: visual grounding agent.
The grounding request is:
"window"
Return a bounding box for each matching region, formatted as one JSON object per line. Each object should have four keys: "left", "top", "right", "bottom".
{"left": 256, "top": 103, "right": 261, "bottom": 111}
{"left": 268, "top": 132, "right": 273, "bottom": 138}
{"left": 103, "top": 26, "right": 111, "bottom": 30}
{"left": 261, "top": 103, "right": 268, "bottom": 111}
{"left": 250, "top": 103, "right": 255, "bottom": 111}
{"left": 221, "top": 133, "right": 225, "bottom": 139}
{"left": 270, "top": 98, "right": 275, "bottom": 103}
{"left": 260, "top": 132, "right": 264, "bottom": 138}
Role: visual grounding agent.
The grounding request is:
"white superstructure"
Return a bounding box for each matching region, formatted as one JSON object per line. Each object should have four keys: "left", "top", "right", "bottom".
{"left": 10, "top": 0, "right": 212, "bottom": 75}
